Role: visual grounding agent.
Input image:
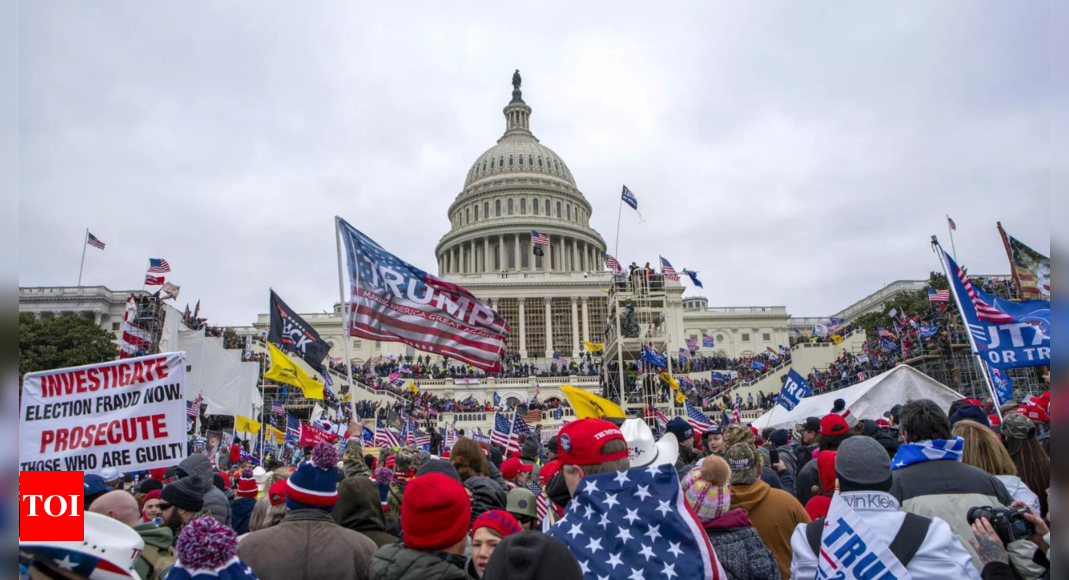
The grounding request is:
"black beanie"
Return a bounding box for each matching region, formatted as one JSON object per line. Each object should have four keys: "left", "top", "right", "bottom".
{"left": 483, "top": 531, "right": 583, "bottom": 580}
{"left": 212, "top": 474, "right": 227, "bottom": 492}
{"left": 138, "top": 478, "right": 164, "bottom": 494}
{"left": 416, "top": 459, "right": 461, "bottom": 482}
{"left": 161, "top": 477, "right": 205, "bottom": 512}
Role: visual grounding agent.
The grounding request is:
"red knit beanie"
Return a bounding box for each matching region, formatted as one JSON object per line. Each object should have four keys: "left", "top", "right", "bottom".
{"left": 402, "top": 473, "right": 472, "bottom": 552}
{"left": 237, "top": 468, "right": 259, "bottom": 499}
{"left": 471, "top": 510, "right": 521, "bottom": 539}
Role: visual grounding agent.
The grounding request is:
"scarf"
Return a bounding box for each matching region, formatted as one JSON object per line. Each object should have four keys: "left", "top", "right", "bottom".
{"left": 891, "top": 437, "right": 964, "bottom": 471}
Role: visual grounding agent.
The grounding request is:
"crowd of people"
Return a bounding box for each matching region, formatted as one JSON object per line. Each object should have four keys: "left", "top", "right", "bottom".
{"left": 24, "top": 381, "right": 1053, "bottom": 580}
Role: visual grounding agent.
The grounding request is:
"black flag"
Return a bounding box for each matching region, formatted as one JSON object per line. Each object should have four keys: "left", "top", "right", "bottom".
{"left": 268, "top": 290, "right": 331, "bottom": 370}
{"left": 533, "top": 246, "right": 544, "bottom": 257}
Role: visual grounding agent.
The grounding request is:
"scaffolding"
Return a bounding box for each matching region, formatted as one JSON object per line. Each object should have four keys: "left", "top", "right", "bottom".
{"left": 905, "top": 346, "right": 1048, "bottom": 402}
{"left": 601, "top": 270, "right": 675, "bottom": 420}
{"left": 128, "top": 293, "right": 167, "bottom": 356}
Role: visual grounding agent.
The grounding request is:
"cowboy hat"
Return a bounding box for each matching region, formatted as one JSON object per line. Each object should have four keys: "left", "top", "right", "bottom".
{"left": 620, "top": 419, "right": 679, "bottom": 468}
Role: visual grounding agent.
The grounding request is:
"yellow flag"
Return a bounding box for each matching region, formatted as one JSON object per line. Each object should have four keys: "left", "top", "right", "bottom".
{"left": 675, "top": 391, "right": 686, "bottom": 405}
{"left": 660, "top": 372, "right": 680, "bottom": 392}
{"left": 264, "top": 343, "right": 324, "bottom": 400}
{"left": 408, "top": 382, "right": 420, "bottom": 394}
{"left": 340, "top": 393, "right": 352, "bottom": 403}
{"left": 270, "top": 426, "right": 285, "bottom": 445}
{"left": 831, "top": 335, "right": 843, "bottom": 345}
{"left": 561, "top": 385, "right": 627, "bottom": 419}
{"left": 582, "top": 341, "right": 605, "bottom": 353}
{"left": 235, "top": 415, "right": 261, "bottom": 434}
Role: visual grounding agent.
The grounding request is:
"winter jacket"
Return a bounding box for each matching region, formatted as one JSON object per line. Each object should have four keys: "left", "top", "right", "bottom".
{"left": 487, "top": 463, "right": 508, "bottom": 490}
{"left": 133, "top": 522, "right": 175, "bottom": 580}
{"left": 176, "top": 454, "right": 232, "bottom": 526}
{"left": 774, "top": 445, "right": 799, "bottom": 480}
{"left": 890, "top": 458, "right": 1015, "bottom": 573}
{"left": 334, "top": 476, "right": 401, "bottom": 548}
{"left": 861, "top": 420, "right": 900, "bottom": 458}
{"left": 520, "top": 437, "right": 542, "bottom": 482}
{"left": 731, "top": 479, "right": 811, "bottom": 580}
{"left": 231, "top": 497, "right": 257, "bottom": 536}
{"left": 674, "top": 445, "right": 703, "bottom": 479}
{"left": 465, "top": 476, "right": 507, "bottom": 526}
{"left": 703, "top": 508, "right": 783, "bottom": 580}
{"left": 239, "top": 509, "right": 378, "bottom": 580}
{"left": 369, "top": 543, "right": 474, "bottom": 580}
{"left": 789, "top": 491, "right": 982, "bottom": 580}
{"left": 794, "top": 455, "right": 821, "bottom": 507}
{"left": 343, "top": 437, "right": 373, "bottom": 480}
{"left": 763, "top": 466, "right": 796, "bottom": 496}
{"left": 793, "top": 442, "right": 818, "bottom": 474}
{"left": 995, "top": 475, "right": 1041, "bottom": 515}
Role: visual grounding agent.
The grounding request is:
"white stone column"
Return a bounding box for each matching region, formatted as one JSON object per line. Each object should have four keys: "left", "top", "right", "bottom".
{"left": 498, "top": 235, "right": 505, "bottom": 272}
{"left": 529, "top": 233, "right": 535, "bottom": 272}
{"left": 514, "top": 233, "right": 521, "bottom": 271}
{"left": 581, "top": 297, "right": 590, "bottom": 343}
{"left": 484, "top": 237, "right": 490, "bottom": 273}
{"left": 570, "top": 296, "right": 580, "bottom": 357}
{"left": 571, "top": 239, "right": 578, "bottom": 272}
{"left": 518, "top": 299, "right": 528, "bottom": 359}
{"left": 544, "top": 297, "right": 554, "bottom": 358}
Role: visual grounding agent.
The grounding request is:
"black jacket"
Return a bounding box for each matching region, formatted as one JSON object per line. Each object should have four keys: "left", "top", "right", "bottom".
{"left": 464, "top": 477, "right": 506, "bottom": 527}
{"left": 369, "top": 544, "right": 473, "bottom": 580}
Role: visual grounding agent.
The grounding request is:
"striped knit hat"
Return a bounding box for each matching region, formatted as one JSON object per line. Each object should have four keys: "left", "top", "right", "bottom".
{"left": 236, "top": 468, "right": 258, "bottom": 499}
{"left": 681, "top": 456, "right": 732, "bottom": 524}
{"left": 286, "top": 442, "right": 340, "bottom": 512}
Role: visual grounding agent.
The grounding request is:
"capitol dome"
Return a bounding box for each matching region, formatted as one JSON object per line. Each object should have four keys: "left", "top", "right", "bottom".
{"left": 437, "top": 72, "right": 607, "bottom": 277}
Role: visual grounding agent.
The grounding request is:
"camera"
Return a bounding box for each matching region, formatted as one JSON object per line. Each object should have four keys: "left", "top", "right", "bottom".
{"left": 967, "top": 506, "right": 1035, "bottom": 544}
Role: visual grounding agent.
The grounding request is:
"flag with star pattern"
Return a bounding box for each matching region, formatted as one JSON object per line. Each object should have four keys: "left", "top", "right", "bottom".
{"left": 546, "top": 464, "right": 725, "bottom": 580}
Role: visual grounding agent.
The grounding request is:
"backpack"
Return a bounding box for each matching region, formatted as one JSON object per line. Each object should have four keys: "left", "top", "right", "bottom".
{"left": 805, "top": 513, "right": 931, "bottom": 569}
{"left": 140, "top": 543, "right": 178, "bottom": 580}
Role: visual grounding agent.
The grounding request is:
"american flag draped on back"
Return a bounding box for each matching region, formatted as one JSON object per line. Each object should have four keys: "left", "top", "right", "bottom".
{"left": 547, "top": 464, "right": 725, "bottom": 580}
{"left": 338, "top": 218, "right": 510, "bottom": 372}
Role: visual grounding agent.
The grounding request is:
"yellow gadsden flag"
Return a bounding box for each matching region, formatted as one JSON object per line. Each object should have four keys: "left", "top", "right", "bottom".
{"left": 582, "top": 341, "right": 605, "bottom": 353}
{"left": 265, "top": 343, "right": 324, "bottom": 400}
{"left": 831, "top": 335, "right": 844, "bottom": 345}
{"left": 660, "top": 372, "right": 680, "bottom": 392}
{"left": 561, "top": 385, "right": 627, "bottom": 420}
{"left": 675, "top": 391, "right": 686, "bottom": 405}
{"left": 235, "top": 415, "right": 261, "bottom": 434}
{"left": 270, "top": 426, "right": 286, "bottom": 445}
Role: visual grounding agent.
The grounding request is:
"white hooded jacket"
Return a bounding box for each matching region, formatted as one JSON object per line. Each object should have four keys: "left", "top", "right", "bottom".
{"left": 790, "top": 491, "right": 981, "bottom": 580}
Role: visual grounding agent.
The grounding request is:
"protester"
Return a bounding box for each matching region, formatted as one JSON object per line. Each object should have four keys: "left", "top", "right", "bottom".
{"left": 482, "top": 532, "right": 584, "bottom": 580}
{"left": 232, "top": 468, "right": 260, "bottom": 536}
{"left": 500, "top": 457, "right": 533, "bottom": 490}
{"left": 161, "top": 476, "right": 211, "bottom": 542}
{"left": 84, "top": 473, "right": 110, "bottom": 509}
{"left": 790, "top": 436, "right": 982, "bottom": 579}
{"left": 417, "top": 458, "right": 463, "bottom": 482}
{"left": 505, "top": 488, "right": 539, "bottom": 530}
{"left": 334, "top": 476, "right": 401, "bottom": 548}
{"left": 89, "top": 490, "right": 177, "bottom": 580}
{"left": 519, "top": 436, "right": 542, "bottom": 483}
{"left": 767, "top": 429, "right": 798, "bottom": 479}
{"left": 682, "top": 455, "right": 783, "bottom": 580}
{"left": 166, "top": 517, "right": 259, "bottom": 580}
{"left": 386, "top": 448, "right": 422, "bottom": 520}
{"left": 369, "top": 473, "right": 473, "bottom": 580}
{"left": 861, "top": 418, "right": 899, "bottom": 458}
{"left": 239, "top": 442, "right": 377, "bottom": 580}
{"left": 1001, "top": 413, "right": 1050, "bottom": 517}
{"left": 802, "top": 451, "right": 837, "bottom": 521}
{"left": 953, "top": 419, "right": 1041, "bottom": 514}
{"left": 101, "top": 467, "right": 124, "bottom": 491}
{"left": 20, "top": 512, "right": 145, "bottom": 580}
{"left": 724, "top": 424, "right": 794, "bottom": 495}
{"left": 889, "top": 399, "right": 1015, "bottom": 572}
{"left": 143, "top": 489, "right": 164, "bottom": 523}
{"left": 665, "top": 417, "right": 701, "bottom": 475}
{"left": 727, "top": 443, "right": 810, "bottom": 580}
{"left": 451, "top": 438, "right": 490, "bottom": 482}
{"left": 468, "top": 510, "right": 522, "bottom": 578}
{"left": 793, "top": 417, "right": 821, "bottom": 473}
{"left": 176, "top": 454, "right": 233, "bottom": 526}
{"left": 466, "top": 472, "right": 508, "bottom": 527}
{"left": 247, "top": 481, "right": 288, "bottom": 535}
{"left": 703, "top": 424, "right": 727, "bottom": 457}
{"left": 795, "top": 413, "right": 853, "bottom": 506}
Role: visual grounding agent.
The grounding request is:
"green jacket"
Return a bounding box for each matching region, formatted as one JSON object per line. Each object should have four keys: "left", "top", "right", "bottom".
{"left": 343, "top": 437, "right": 372, "bottom": 480}
{"left": 133, "top": 522, "right": 175, "bottom": 580}
{"left": 369, "top": 544, "right": 473, "bottom": 580}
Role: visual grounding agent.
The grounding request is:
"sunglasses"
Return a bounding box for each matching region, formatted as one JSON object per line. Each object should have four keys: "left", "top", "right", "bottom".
{"left": 158, "top": 502, "right": 173, "bottom": 511}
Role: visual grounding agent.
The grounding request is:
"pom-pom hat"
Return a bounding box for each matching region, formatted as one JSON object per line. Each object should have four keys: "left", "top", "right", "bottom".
{"left": 681, "top": 456, "right": 732, "bottom": 523}
{"left": 166, "top": 517, "right": 259, "bottom": 580}
{"left": 286, "top": 442, "right": 340, "bottom": 512}
{"left": 236, "top": 468, "right": 258, "bottom": 499}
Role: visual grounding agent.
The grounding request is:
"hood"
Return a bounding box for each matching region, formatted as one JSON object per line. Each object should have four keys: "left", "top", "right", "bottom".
{"left": 703, "top": 508, "right": 752, "bottom": 531}
{"left": 729, "top": 480, "right": 771, "bottom": 513}
{"left": 333, "top": 477, "right": 389, "bottom": 534}
{"left": 521, "top": 436, "right": 540, "bottom": 461}
{"left": 232, "top": 496, "right": 256, "bottom": 517}
{"left": 133, "top": 522, "right": 174, "bottom": 549}
{"left": 177, "top": 454, "right": 214, "bottom": 495}
{"left": 466, "top": 476, "right": 507, "bottom": 525}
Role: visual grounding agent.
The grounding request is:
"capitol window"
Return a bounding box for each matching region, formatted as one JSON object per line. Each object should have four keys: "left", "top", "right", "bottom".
{"left": 518, "top": 156, "right": 524, "bottom": 166}
{"left": 717, "top": 334, "right": 725, "bottom": 343}
{"left": 538, "top": 157, "right": 543, "bottom": 167}
{"left": 529, "top": 155, "right": 534, "bottom": 166}
{"left": 545, "top": 200, "right": 551, "bottom": 215}
{"left": 509, "top": 155, "right": 513, "bottom": 167}
{"left": 556, "top": 201, "right": 562, "bottom": 217}
{"left": 742, "top": 333, "right": 751, "bottom": 342}
{"left": 483, "top": 162, "right": 487, "bottom": 172}
{"left": 533, "top": 197, "right": 539, "bottom": 214}
{"left": 474, "top": 205, "right": 479, "bottom": 220}
{"left": 484, "top": 202, "right": 490, "bottom": 219}
{"left": 567, "top": 205, "right": 571, "bottom": 221}
{"left": 496, "top": 200, "right": 501, "bottom": 216}
{"left": 763, "top": 333, "right": 772, "bottom": 342}
{"left": 466, "top": 208, "right": 471, "bottom": 224}
{"left": 520, "top": 198, "right": 527, "bottom": 214}
{"left": 508, "top": 198, "right": 514, "bottom": 215}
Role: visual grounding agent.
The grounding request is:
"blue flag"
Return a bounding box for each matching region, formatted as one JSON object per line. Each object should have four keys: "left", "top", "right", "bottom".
{"left": 776, "top": 369, "right": 812, "bottom": 411}
{"left": 943, "top": 250, "right": 1050, "bottom": 370}
{"left": 989, "top": 367, "right": 1014, "bottom": 407}
{"left": 880, "top": 338, "right": 900, "bottom": 352}
{"left": 751, "top": 361, "right": 766, "bottom": 371}
{"left": 918, "top": 325, "right": 939, "bottom": 338}
{"left": 683, "top": 269, "right": 703, "bottom": 288}
{"left": 362, "top": 426, "right": 374, "bottom": 444}
{"left": 641, "top": 345, "right": 666, "bottom": 369}
{"left": 702, "top": 334, "right": 715, "bottom": 348}
{"left": 493, "top": 391, "right": 501, "bottom": 406}
{"left": 710, "top": 371, "right": 728, "bottom": 382}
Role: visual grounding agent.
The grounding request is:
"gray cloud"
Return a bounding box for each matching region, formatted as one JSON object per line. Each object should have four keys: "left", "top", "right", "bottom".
{"left": 19, "top": 1, "right": 1050, "bottom": 324}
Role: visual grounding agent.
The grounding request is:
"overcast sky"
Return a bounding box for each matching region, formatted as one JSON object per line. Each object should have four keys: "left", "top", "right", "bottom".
{"left": 19, "top": 2, "right": 1052, "bottom": 325}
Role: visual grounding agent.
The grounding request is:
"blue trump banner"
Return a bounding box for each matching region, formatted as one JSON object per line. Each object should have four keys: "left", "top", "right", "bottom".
{"left": 776, "top": 369, "right": 812, "bottom": 411}
{"left": 943, "top": 250, "right": 1050, "bottom": 370}
{"left": 989, "top": 367, "right": 1014, "bottom": 407}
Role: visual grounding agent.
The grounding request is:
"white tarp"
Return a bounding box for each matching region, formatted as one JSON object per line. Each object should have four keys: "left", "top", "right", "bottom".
{"left": 751, "top": 365, "right": 964, "bottom": 431}
{"left": 179, "top": 329, "right": 262, "bottom": 418}
{"left": 157, "top": 304, "right": 185, "bottom": 354}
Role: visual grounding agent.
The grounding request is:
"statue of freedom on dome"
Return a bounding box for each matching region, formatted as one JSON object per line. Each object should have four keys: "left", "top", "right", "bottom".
{"left": 512, "top": 69, "right": 522, "bottom": 90}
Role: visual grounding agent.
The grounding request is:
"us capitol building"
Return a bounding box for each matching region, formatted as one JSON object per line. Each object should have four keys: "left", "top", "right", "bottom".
{"left": 20, "top": 74, "right": 797, "bottom": 394}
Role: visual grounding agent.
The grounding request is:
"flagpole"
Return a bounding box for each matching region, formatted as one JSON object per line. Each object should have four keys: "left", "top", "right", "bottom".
{"left": 334, "top": 216, "right": 360, "bottom": 421}
{"left": 77, "top": 229, "right": 88, "bottom": 287}
{"left": 931, "top": 237, "right": 1001, "bottom": 420}
{"left": 613, "top": 194, "right": 623, "bottom": 264}
{"left": 946, "top": 215, "right": 958, "bottom": 262}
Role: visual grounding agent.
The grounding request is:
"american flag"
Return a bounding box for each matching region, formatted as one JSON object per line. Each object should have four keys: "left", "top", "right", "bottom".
{"left": 147, "top": 258, "right": 171, "bottom": 273}
{"left": 546, "top": 464, "right": 726, "bottom": 580}
{"left": 685, "top": 402, "right": 713, "bottom": 433}
{"left": 491, "top": 411, "right": 528, "bottom": 454}
{"left": 86, "top": 232, "right": 106, "bottom": 250}
{"left": 877, "top": 327, "right": 897, "bottom": 340}
{"left": 186, "top": 400, "right": 199, "bottom": 420}
{"left": 660, "top": 256, "right": 679, "bottom": 281}
{"left": 535, "top": 492, "right": 549, "bottom": 524}
{"left": 603, "top": 253, "right": 623, "bottom": 274}
{"left": 339, "top": 218, "right": 509, "bottom": 372}
{"left": 374, "top": 415, "right": 400, "bottom": 448}
{"left": 414, "top": 430, "right": 431, "bottom": 449}
{"left": 702, "top": 334, "right": 715, "bottom": 348}
{"left": 531, "top": 230, "right": 550, "bottom": 245}
{"left": 525, "top": 408, "right": 544, "bottom": 425}
{"left": 272, "top": 400, "right": 285, "bottom": 416}
{"left": 652, "top": 408, "right": 670, "bottom": 429}
{"left": 731, "top": 405, "right": 741, "bottom": 424}
{"left": 145, "top": 275, "right": 165, "bottom": 286}
{"left": 685, "top": 338, "right": 696, "bottom": 350}
{"left": 946, "top": 252, "right": 1016, "bottom": 323}
{"left": 286, "top": 415, "right": 301, "bottom": 444}
{"left": 948, "top": 216, "right": 957, "bottom": 231}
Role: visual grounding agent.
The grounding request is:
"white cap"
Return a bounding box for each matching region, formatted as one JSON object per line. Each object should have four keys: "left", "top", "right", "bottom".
{"left": 20, "top": 512, "right": 144, "bottom": 579}
{"left": 99, "top": 467, "right": 121, "bottom": 483}
{"left": 620, "top": 419, "right": 679, "bottom": 468}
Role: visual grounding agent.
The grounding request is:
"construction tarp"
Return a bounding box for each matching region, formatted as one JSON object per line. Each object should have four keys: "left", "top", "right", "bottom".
{"left": 751, "top": 365, "right": 964, "bottom": 431}
{"left": 179, "top": 329, "right": 262, "bottom": 418}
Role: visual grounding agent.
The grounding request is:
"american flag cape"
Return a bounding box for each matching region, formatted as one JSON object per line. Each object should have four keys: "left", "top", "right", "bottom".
{"left": 338, "top": 218, "right": 510, "bottom": 372}
{"left": 547, "top": 464, "right": 726, "bottom": 580}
